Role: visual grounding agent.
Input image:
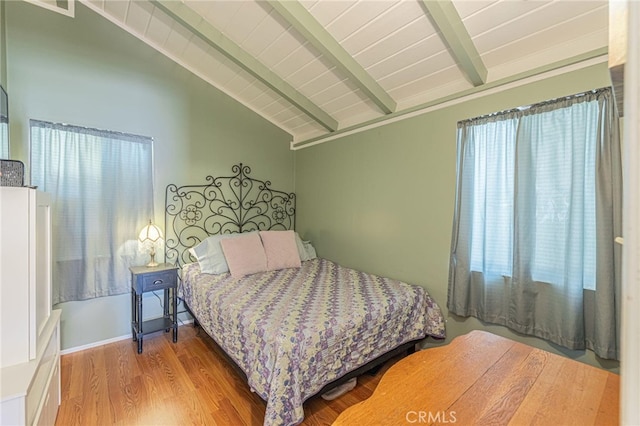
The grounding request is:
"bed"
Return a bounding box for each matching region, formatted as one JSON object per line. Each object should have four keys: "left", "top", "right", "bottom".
{"left": 165, "top": 164, "right": 445, "bottom": 426}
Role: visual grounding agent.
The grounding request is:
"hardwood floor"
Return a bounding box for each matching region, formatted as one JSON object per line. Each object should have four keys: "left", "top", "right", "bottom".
{"left": 55, "top": 324, "right": 398, "bottom": 426}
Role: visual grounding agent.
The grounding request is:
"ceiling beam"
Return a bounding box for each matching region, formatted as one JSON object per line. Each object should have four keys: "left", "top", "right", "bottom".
{"left": 152, "top": 0, "right": 338, "bottom": 132}
{"left": 292, "top": 48, "right": 607, "bottom": 149}
{"left": 420, "top": 0, "right": 487, "bottom": 86}
{"left": 268, "top": 0, "right": 396, "bottom": 115}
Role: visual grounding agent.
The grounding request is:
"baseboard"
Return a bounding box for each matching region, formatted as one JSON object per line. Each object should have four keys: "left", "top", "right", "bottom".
{"left": 60, "top": 319, "right": 195, "bottom": 355}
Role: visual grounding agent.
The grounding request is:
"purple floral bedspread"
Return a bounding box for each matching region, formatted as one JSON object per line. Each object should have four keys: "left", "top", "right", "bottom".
{"left": 181, "top": 258, "right": 445, "bottom": 426}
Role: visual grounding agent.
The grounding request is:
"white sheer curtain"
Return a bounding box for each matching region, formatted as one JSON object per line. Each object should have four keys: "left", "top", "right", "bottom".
{"left": 30, "top": 120, "right": 154, "bottom": 303}
{"left": 1, "top": 86, "right": 7, "bottom": 159}
{"left": 0, "top": 120, "right": 8, "bottom": 158}
{"left": 448, "top": 88, "right": 622, "bottom": 359}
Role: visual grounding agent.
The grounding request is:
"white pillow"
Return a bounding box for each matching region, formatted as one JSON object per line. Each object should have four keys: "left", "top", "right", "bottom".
{"left": 302, "top": 240, "right": 317, "bottom": 260}
{"left": 294, "top": 232, "right": 317, "bottom": 261}
{"left": 189, "top": 232, "right": 254, "bottom": 274}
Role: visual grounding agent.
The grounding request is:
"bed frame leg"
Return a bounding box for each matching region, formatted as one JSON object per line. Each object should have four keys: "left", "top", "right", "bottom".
{"left": 181, "top": 301, "right": 200, "bottom": 330}
{"left": 367, "top": 343, "right": 417, "bottom": 376}
{"left": 366, "top": 365, "right": 383, "bottom": 376}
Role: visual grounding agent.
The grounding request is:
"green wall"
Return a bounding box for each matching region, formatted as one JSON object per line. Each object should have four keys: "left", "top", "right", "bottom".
{"left": 0, "top": 0, "right": 6, "bottom": 89}
{"left": 5, "top": 2, "right": 293, "bottom": 350}
{"left": 294, "top": 63, "right": 619, "bottom": 371}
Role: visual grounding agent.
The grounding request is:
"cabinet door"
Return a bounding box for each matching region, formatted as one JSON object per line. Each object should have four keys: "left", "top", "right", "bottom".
{"left": 34, "top": 192, "right": 52, "bottom": 346}
{"left": 0, "top": 187, "right": 32, "bottom": 366}
{"left": 0, "top": 188, "right": 52, "bottom": 367}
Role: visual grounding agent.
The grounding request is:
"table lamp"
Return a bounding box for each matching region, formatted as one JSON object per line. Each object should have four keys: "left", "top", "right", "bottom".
{"left": 138, "top": 220, "right": 163, "bottom": 267}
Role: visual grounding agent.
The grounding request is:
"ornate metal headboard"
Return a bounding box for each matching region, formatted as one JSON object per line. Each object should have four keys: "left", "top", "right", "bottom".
{"left": 164, "top": 163, "right": 295, "bottom": 269}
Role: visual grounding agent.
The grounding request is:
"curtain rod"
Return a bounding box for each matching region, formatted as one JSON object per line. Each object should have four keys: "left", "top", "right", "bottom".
{"left": 458, "top": 87, "right": 611, "bottom": 126}
{"left": 29, "top": 119, "right": 154, "bottom": 142}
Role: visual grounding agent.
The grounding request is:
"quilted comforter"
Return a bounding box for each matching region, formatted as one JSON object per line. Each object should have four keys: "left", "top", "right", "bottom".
{"left": 181, "top": 258, "right": 445, "bottom": 426}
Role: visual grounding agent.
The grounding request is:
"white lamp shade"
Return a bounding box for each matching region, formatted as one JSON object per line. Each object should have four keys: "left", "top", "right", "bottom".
{"left": 138, "top": 221, "right": 163, "bottom": 244}
{"left": 138, "top": 221, "right": 163, "bottom": 267}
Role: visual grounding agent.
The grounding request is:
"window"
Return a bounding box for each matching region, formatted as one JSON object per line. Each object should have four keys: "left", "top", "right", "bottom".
{"left": 466, "top": 116, "right": 517, "bottom": 278}
{"left": 448, "top": 88, "right": 622, "bottom": 359}
{"left": 30, "top": 120, "right": 154, "bottom": 303}
{"left": 0, "top": 118, "right": 7, "bottom": 159}
{"left": 465, "top": 110, "right": 597, "bottom": 289}
{"left": 0, "top": 86, "right": 8, "bottom": 159}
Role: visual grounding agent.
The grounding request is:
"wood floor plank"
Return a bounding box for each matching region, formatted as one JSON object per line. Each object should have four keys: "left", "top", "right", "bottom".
{"left": 54, "top": 395, "right": 84, "bottom": 426}
{"left": 55, "top": 324, "right": 392, "bottom": 426}
{"left": 104, "top": 343, "right": 141, "bottom": 424}
{"left": 58, "top": 352, "right": 73, "bottom": 403}
{"left": 83, "top": 348, "right": 112, "bottom": 425}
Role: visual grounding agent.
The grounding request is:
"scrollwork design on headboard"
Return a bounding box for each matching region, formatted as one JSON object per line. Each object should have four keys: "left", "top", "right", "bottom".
{"left": 164, "top": 163, "right": 296, "bottom": 269}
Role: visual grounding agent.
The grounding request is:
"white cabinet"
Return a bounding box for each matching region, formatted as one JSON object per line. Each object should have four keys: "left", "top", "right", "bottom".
{"left": 1, "top": 310, "right": 61, "bottom": 426}
{"left": 1, "top": 187, "right": 60, "bottom": 425}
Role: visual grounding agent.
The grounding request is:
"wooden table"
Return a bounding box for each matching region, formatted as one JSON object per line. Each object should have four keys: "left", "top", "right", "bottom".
{"left": 333, "top": 330, "right": 619, "bottom": 425}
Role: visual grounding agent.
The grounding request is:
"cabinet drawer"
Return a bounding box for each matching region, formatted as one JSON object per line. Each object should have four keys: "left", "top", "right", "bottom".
{"left": 36, "top": 358, "right": 60, "bottom": 426}
{"left": 26, "top": 323, "right": 58, "bottom": 425}
{"left": 140, "top": 270, "right": 176, "bottom": 292}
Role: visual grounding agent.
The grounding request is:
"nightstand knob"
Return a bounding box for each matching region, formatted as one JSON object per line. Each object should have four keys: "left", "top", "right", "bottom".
{"left": 153, "top": 279, "right": 163, "bottom": 285}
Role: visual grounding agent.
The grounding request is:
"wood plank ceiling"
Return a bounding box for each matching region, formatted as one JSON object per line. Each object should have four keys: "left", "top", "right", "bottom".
{"left": 31, "top": 0, "right": 609, "bottom": 148}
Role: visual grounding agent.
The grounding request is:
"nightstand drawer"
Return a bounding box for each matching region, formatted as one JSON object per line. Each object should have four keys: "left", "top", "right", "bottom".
{"left": 140, "top": 270, "right": 176, "bottom": 292}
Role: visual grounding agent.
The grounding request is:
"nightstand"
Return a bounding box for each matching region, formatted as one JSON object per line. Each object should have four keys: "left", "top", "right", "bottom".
{"left": 130, "top": 263, "right": 178, "bottom": 354}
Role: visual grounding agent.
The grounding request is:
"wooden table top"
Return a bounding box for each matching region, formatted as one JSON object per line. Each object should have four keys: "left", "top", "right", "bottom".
{"left": 333, "top": 330, "right": 619, "bottom": 425}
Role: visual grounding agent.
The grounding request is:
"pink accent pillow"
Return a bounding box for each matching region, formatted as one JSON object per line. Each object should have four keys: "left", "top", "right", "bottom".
{"left": 220, "top": 232, "right": 267, "bottom": 278}
{"left": 259, "top": 230, "right": 301, "bottom": 271}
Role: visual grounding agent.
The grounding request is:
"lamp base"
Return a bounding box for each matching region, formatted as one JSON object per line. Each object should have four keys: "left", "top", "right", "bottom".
{"left": 146, "top": 252, "right": 159, "bottom": 268}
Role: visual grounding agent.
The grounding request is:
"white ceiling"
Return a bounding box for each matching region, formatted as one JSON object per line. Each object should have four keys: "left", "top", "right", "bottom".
{"left": 30, "top": 0, "right": 610, "bottom": 148}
